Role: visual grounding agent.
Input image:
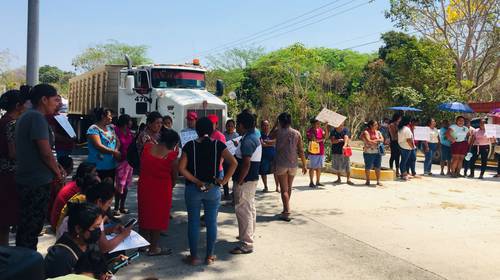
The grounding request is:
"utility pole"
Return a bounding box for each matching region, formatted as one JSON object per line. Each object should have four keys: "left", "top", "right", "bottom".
{"left": 26, "top": 0, "right": 39, "bottom": 86}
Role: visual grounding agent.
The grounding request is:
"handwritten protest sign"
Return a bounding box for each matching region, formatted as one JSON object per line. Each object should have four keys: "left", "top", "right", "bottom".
{"left": 485, "top": 124, "right": 500, "bottom": 138}
{"left": 315, "top": 108, "right": 346, "bottom": 127}
{"left": 413, "top": 126, "right": 431, "bottom": 141}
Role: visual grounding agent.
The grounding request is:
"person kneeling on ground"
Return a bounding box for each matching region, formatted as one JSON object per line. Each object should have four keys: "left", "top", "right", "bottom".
{"left": 45, "top": 202, "right": 103, "bottom": 278}
{"left": 57, "top": 181, "right": 132, "bottom": 254}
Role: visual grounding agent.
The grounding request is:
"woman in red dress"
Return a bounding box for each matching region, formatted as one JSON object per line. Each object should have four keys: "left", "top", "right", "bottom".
{"left": 138, "top": 128, "right": 180, "bottom": 256}
{"left": 0, "top": 90, "right": 26, "bottom": 246}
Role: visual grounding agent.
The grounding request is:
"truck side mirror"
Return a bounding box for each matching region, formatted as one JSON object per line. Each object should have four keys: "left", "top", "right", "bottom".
{"left": 125, "top": 75, "right": 135, "bottom": 95}
{"left": 215, "top": 80, "right": 224, "bottom": 96}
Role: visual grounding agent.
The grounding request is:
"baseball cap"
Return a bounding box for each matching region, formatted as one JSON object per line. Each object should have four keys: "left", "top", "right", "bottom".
{"left": 207, "top": 114, "right": 219, "bottom": 124}
{"left": 186, "top": 112, "right": 198, "bottom": 120}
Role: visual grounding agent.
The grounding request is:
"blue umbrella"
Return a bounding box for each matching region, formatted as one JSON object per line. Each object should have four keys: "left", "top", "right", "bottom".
{"left": 387, "top": 106, "right": 422, "bottom": 112}
{"left": 437, "top": 102, "right": 474, "bottom": 113}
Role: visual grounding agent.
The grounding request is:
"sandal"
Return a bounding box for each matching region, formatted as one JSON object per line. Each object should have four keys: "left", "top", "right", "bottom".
{"left": 280, "top": 213, "right": 291, "bottom": 222}
{"left": 334, "top": 178, "right": 342, "bottom": 184}
{"left": 182, "top": 255, "right": 200, "bottom": 265}
{"left": 376, "top": 182, "right": 383, "bottom": 186}
{"left": 147, "top": 247, "right": 172, "bottom": 256}
{"left": 119, "top": 208, "right": 130, "bottom": 214}
{"left": 229, "top": 247, "right": 253, "bottom": 255}
{"left": 346, "top": 180, "right": 355, "bottom": 186}
{"left": 205, "top": 255, "right": 217, "bottom": 265}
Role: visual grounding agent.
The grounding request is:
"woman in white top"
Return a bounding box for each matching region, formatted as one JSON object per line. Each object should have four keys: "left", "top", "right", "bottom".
{"left": 423, "top": 118, "right": 439, "bottom": 175}
{"left": 397, "top": 116, "right": 415, "bottom": 181}
{"left": 446, "top": 116, "right": 470, "bottom": 177}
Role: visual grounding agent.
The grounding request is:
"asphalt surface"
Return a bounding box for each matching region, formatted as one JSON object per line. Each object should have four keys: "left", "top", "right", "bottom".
{"left": 17, "top": 150, "right": 500, "bottom": 280}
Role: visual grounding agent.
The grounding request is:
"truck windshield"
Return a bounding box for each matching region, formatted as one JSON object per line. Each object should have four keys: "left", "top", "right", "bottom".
{"left": 151, "top": 69, "right": 206, "bottom": 89}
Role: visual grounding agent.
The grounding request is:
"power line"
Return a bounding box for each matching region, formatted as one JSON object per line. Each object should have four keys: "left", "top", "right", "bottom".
{"left": 197, "top": 0, "right": 360, "bottom": 57}
{"left": 174, "top": 0, "right": 369, "bottom": 62}
{"left": 197, "top": 0, "right": 346, "bottom": 56}
{"left": 194, "top": 0, "right": 373, "bottom": 61}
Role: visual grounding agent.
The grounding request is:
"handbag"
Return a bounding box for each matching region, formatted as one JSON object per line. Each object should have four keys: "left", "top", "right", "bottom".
{"left": 378, "top": 143, "right": 385, "bottom": 156}
{"left": 343, "top": 146, "right": 352, "bottom": 157}
{"left": 308, "top": 141, "right": 320, "bottom": 154}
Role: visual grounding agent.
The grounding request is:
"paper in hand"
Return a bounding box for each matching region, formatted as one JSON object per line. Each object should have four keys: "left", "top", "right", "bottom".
{"left": 54, "top": 115, "right": 77, "bottom": 138}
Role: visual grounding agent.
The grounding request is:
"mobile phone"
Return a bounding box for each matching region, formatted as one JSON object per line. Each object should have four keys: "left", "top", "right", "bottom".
{"left": 110, "top": 252, "right": 140, "bottom": 273}
{"left": 124, "top": 218, "right": 137, "bottom": 228}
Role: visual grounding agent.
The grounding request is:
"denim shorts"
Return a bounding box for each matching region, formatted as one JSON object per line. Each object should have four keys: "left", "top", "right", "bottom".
{"left": 363, "top": 153, "right": 382, "bottom": 170}
{"left": 441, "top": 145, "right": 452, "bottom": 161}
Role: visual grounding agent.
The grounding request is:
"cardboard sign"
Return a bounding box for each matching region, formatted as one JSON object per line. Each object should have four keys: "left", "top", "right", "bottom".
{"left": 316, "top": 108, "right": 347, "bottom": 127}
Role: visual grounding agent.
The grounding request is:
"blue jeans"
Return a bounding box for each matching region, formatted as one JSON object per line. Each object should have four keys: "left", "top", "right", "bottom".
{"left": 407, "top": 149, "right": 417, "bottom": 175}
{"left": 400, "top": 148, "right": 411, "bottom": 175}
{"left": 185, "top": 183, "right": 221, "bottom": 258}
{"left": 424, "top": 143, "right": 437, "bottom": 173}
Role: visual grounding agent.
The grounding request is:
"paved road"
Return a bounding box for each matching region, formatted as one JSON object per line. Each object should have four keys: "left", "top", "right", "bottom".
{"left": 26, "top": 150, "right": 500, "bottom": 279}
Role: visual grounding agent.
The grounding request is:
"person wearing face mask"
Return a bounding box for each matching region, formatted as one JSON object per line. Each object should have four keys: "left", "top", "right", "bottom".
{"left": 56, "top": 181, "right": 132, "bottom": 254}
{"left": 44, "top": 202, "right": 104, "bottom": 278}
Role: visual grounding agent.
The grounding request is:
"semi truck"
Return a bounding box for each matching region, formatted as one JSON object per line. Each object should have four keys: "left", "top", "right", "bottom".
{"left": 67, "top": 57, "right": 227, "bottom": 141}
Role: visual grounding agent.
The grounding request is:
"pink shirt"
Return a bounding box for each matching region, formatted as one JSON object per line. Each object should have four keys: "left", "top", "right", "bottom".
{"left": 211, "top": 130, "right": 226, "bottom": 171}
{"left": 306, "top": 127, "right": 325, "bottom": 155}
{"left": 115, "top": 127, "right": 134, "bottom": 160}
{"left": 473, "top": 128, "right": 490, "bottom": 146}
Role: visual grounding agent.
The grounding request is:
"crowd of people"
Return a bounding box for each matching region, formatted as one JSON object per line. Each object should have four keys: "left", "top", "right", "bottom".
{"left": 0, "top": 84, "right": 499, "bottom": 279}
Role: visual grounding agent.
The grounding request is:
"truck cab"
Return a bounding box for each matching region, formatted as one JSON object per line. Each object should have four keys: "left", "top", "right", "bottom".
{"left": 118, "top": 60, "right": 227, "bottom": 131}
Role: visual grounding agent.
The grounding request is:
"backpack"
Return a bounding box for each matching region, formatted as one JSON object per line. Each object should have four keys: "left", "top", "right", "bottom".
{"left": 127, "top": 135, "right": 141, "bottom": 169}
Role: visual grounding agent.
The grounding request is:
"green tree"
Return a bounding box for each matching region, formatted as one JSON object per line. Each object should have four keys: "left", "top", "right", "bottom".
{"left": 72, "top": 40, "right": 152, "bottom": 72}
{"left": 39, "top": 65, "right": 75, "bottom": 97}
{"left": 386, "top": 0, "right": 500, "bottom": 95}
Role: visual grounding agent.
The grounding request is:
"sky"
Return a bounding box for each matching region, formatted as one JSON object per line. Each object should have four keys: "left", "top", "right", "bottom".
{"left": 0, "top": 0, "right": 397, "bottom": 71}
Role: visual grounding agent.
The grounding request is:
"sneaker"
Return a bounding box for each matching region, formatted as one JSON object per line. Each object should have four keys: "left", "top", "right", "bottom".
{"left": 316, "top": 183, "right": 324, "bottom": 187}
{"left": 309, "top": 182, "right": 316, "bottom": 188}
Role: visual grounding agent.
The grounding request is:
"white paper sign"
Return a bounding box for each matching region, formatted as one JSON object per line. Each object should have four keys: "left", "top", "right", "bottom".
{"left": 414, "top": 126, "right": 431, "bottom": 141}
{"left": 316, "top": 108, "right": 347, "bottom": 127}
{"left": 106, "top": 230, "right": 150, "bottom": 253}
{"left": 225, "top": 136, "right": 242, "bottom": 155}
{"left": 485, "top": 124, "right": 500, "bottom": 138}
{"left": 54, "top": 114, "right": 76, "bottom": 138}
{"left": 180, "top": 130, "right": 198, "bottom": 147}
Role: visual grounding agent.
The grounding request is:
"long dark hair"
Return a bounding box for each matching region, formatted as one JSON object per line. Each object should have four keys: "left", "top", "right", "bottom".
{"left": 66, "top": 202, "right": 102, "bottom": 236}
{"left": 27, "top": 84, "right": 58, "bottom": 107}
{"left": 398, "top": 116, "right": 411, "bottom": 131}
{"left": 0, "top": 90, "right": 25, "bottom": 112}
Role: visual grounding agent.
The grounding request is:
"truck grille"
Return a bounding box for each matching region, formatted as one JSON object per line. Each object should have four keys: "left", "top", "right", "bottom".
{"left": 187, "top": 109, "right": 224, "bottom": 131}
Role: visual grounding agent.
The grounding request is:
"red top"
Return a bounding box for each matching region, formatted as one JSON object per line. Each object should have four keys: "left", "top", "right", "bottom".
{"left": 137, "top": 144, "right": 178, "bottom": 231}
{"left": 50, "top": 181, "right": 79, "bottom": 228}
